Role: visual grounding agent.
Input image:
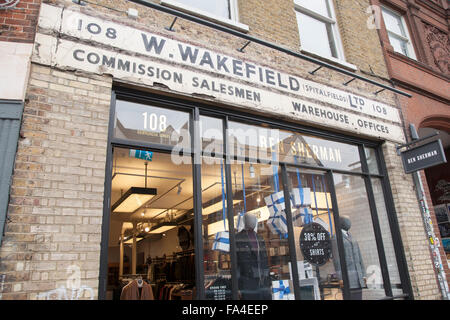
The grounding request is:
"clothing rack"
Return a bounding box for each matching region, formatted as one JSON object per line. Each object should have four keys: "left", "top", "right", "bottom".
{"left": 205, "top": 274, "right": 231, "bottom": 280}
{"left": 173, "top": 249, "right": 195, "bottom": 257}
{"left": 120, "top": 274, "right": 147, "bottom": 280}
{"left": 151, "top": 249, "right": 194, "bottom": 262}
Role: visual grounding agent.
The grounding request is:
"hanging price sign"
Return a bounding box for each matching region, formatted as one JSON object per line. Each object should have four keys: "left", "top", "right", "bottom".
{"left": 299, "top": 222, "right": 332, "bottom": 266}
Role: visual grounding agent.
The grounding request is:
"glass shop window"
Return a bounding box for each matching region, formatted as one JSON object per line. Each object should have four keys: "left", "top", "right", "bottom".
{"left": 333, "top": 173, "right": 384, "bottom": 300}
{"left": 114, "top": 100, "right": 191, "bottom": 149}
{"left": 286, "top": 168, "right": 342, "bottom": 300}
{"left": 230, "top": 160, "right": 293, "bottom": 300}
{"left": 371, "top": 178, "right": 402, "bottom": 296}
{"left": 200, "top": 115, "right": 224, "bottom": 155}
{"left": 199, "top": 116, "right": 233, "bottom": 300}
{"left": 106, "top": 147, "right": 195, "bottom": 300}
{"left": 227, "top": 120, "right": 362, "bottom": 172}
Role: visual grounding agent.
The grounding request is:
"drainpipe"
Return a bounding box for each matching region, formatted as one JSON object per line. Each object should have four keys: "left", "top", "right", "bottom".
{"left": 410, "top": 124, "right": 449, "bottom": 300}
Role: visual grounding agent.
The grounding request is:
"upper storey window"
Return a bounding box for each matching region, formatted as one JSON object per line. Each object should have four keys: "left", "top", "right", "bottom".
{"left": 381, "top": 7, "right": 416, "bottom": 59}
{"left": 294, "top": 0, "right": 345, "bottom": 61}
{"left": 161, "top": 0, "right": 248, "bottom": 32}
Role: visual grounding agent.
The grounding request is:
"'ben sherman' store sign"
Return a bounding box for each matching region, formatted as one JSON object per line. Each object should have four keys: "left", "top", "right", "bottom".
{"left": 34, "top": 4, "right": 405, "bottom": 142}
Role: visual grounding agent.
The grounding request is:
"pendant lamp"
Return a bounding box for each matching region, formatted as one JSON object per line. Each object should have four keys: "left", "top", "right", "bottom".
{"left": 112, "top": 161, "right": 157, "bottom": 213}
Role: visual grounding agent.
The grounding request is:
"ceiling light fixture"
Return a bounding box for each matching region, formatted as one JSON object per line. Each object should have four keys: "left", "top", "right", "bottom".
{"left": 202, "top": 200, "right": 241, "bottom": 216}
{"left": 148, "top": 221, "right": 177, "bottom": 234}
{"left": 123, "top": 237, "right": 143, "bottom": 244}
{"left": 112, "top": 187, "right": 157, "bottom": 213}
{"left": 112, "top": 161, "right": 157, "bottom": 213}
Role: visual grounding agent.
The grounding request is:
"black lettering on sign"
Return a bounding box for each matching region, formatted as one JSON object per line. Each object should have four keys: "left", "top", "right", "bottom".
{"left": 141, "top": 33, "right": 166, "bottom": 54}
{"left": 178, "top": 44, "right": 199, "bottom": 63}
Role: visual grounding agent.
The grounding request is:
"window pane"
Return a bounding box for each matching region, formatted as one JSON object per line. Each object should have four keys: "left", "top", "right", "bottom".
{"left": 227, "top": 120, "right": 361, "bottom": 172}
{"left": 107, "top": 148, "right": 195, "bottom": 300}
{"left": 388, "top": 34, "right": 409, "bottom": 56}
{"left": 178, "top": 0, "right": 230, "bottom": 19}
{"left": 114, "top": 100, "right": 190, "bottom": 148}
{"left": 287, "top": 168, "right": 343, "bottom": 300}
{"left": 295, "top": 0, "right": 331, "bottom": 18}
{"left": 200, "top": 116, "right": 224, "bottom": 155}
{"left": 201, "top": 156, "right": 233, "bottom": 300}
{"left": 231, "top": 161, "right": 293, "bottom": 300}
{"left": 296, "top": 12, "right": 336, "bottom": 58}
{"left": 364, "top": 147, "right": 380, "bottom": 175}
{"left": 371, "top": 178, "right": 403, "bottom": 295}
{"left": 382, "top": 9, "right": 404, "bottom": 36}
{"left": 333, "top": 174, "right": 384, "bottom": 300}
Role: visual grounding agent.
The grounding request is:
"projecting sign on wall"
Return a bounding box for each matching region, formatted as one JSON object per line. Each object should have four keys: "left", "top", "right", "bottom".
{"left": 401, "top": 139, "right": 447, "bottom": 174}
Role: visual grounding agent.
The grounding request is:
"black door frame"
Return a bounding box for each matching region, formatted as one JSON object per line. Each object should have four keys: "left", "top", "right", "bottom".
{"left": 98, "top": 87, "right": 413, "bottom": 300}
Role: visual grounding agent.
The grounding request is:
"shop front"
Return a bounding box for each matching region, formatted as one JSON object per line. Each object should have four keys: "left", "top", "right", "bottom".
{"left": 4, "top": 1, "right": 436, "bottom": 300}
{"left": 100, "top": 89, "right": 410, "bottom": 300}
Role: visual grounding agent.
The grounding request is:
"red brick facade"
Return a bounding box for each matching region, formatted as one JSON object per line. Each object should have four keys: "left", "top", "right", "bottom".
{"left": 0, "top": 0, "right": 41, "bottom": 43}
{"left": 372, "top": 0, "right": 450, "bottom": 292}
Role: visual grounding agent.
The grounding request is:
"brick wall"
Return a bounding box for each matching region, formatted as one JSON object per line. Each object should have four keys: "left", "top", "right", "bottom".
{"left": 382, "top": 141, "right": 442, "bottom": 299}
{"left": 0, "top": 0, "right": 41, "bottom": 43}
{"left": 333, "top": 0, "right": 390, "bottom": 79}
{"left": 0, "top": 64, "right": 112, "bottom": 300}
{"left": 238, "top": 0, "right": 300, "bottom": 50}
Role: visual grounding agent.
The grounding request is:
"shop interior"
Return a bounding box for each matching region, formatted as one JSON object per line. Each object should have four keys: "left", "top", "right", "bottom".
{"left": 106, "top": 147, "right": 196, "bottom": 300}
{"left": 105, "top": 146, "right": 343, "bottom": 300}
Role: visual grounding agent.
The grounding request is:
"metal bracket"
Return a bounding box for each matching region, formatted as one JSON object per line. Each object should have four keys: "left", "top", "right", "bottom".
{"left": 395, "top": 131, "right": 439, "bottom": 155}
{"left": 309, "top": 66, "right": 323, "bottom": 75}
{"left": 343, "top": 77, "right": 356, "bottom": 86}
{"left": 165, "top": 17, "right": 178, "bottom": 32}
{"left": 237, "top": 40, "right": 251, "bottom": 53}
{"left": 72, "top": 0, "right": 87, "bottom": 6}
{"left": 373, "top": 88, "right": 385, "bottom": 95}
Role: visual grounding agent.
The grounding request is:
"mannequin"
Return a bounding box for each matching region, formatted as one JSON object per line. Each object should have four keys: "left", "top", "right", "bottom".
{"left": 332, "top": 215, "right": 366, "bottom": 300}
{"left": 235, "top": 212, "right": 271, "bottom": 300}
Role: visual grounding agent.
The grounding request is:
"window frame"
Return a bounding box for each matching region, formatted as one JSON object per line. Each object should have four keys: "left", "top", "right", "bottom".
{"left": 160, "top": 0, "right": 249, "bottom": 33}
{"left": 294, "top": 0, "right": 348, "bottom": 65}
{"left": 98, "top": 87, "right": 413, "bottom": 300}
{"left": 381, "top": 6, "right": 417, "bottom": 60}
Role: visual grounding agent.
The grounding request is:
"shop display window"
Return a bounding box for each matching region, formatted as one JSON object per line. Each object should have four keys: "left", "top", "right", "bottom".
{"left": 102, "top": 96, "right": 408, "bottom": 300}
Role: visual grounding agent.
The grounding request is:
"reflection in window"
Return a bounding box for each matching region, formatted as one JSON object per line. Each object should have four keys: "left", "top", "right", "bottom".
{"left": 114, "top": 100, "right": 190, "bottom": 148}
{"left": 166, "top": 0, "right": 232, "bottom": 20}
{"left": 201, "top": 156, "right": 232, "bottom": 300}
{"left": 287, "top": 168, "right": 342, "bottom": 300}
{"left": 294, "top": 0, "right": 343, "bottom": 59}
{"left": 227, "top": 120, "right": 361, "bottom": 172}
{"left": 333, "top": 174, "right": 384, "bottom": 300}
{"left": 231, "top": 161, "right": 292, "bottom": 300}
{"left": 371, "top": 178, "right": 402, "bottom": 294}
{"left": 200, "top": 116, "right": 224, "bottom": 155}
{"left": 381, "top": 7, "right": 416, "bottom": 59}
{"left": 365, "top": 147, "right": 380, "bottom": 175}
